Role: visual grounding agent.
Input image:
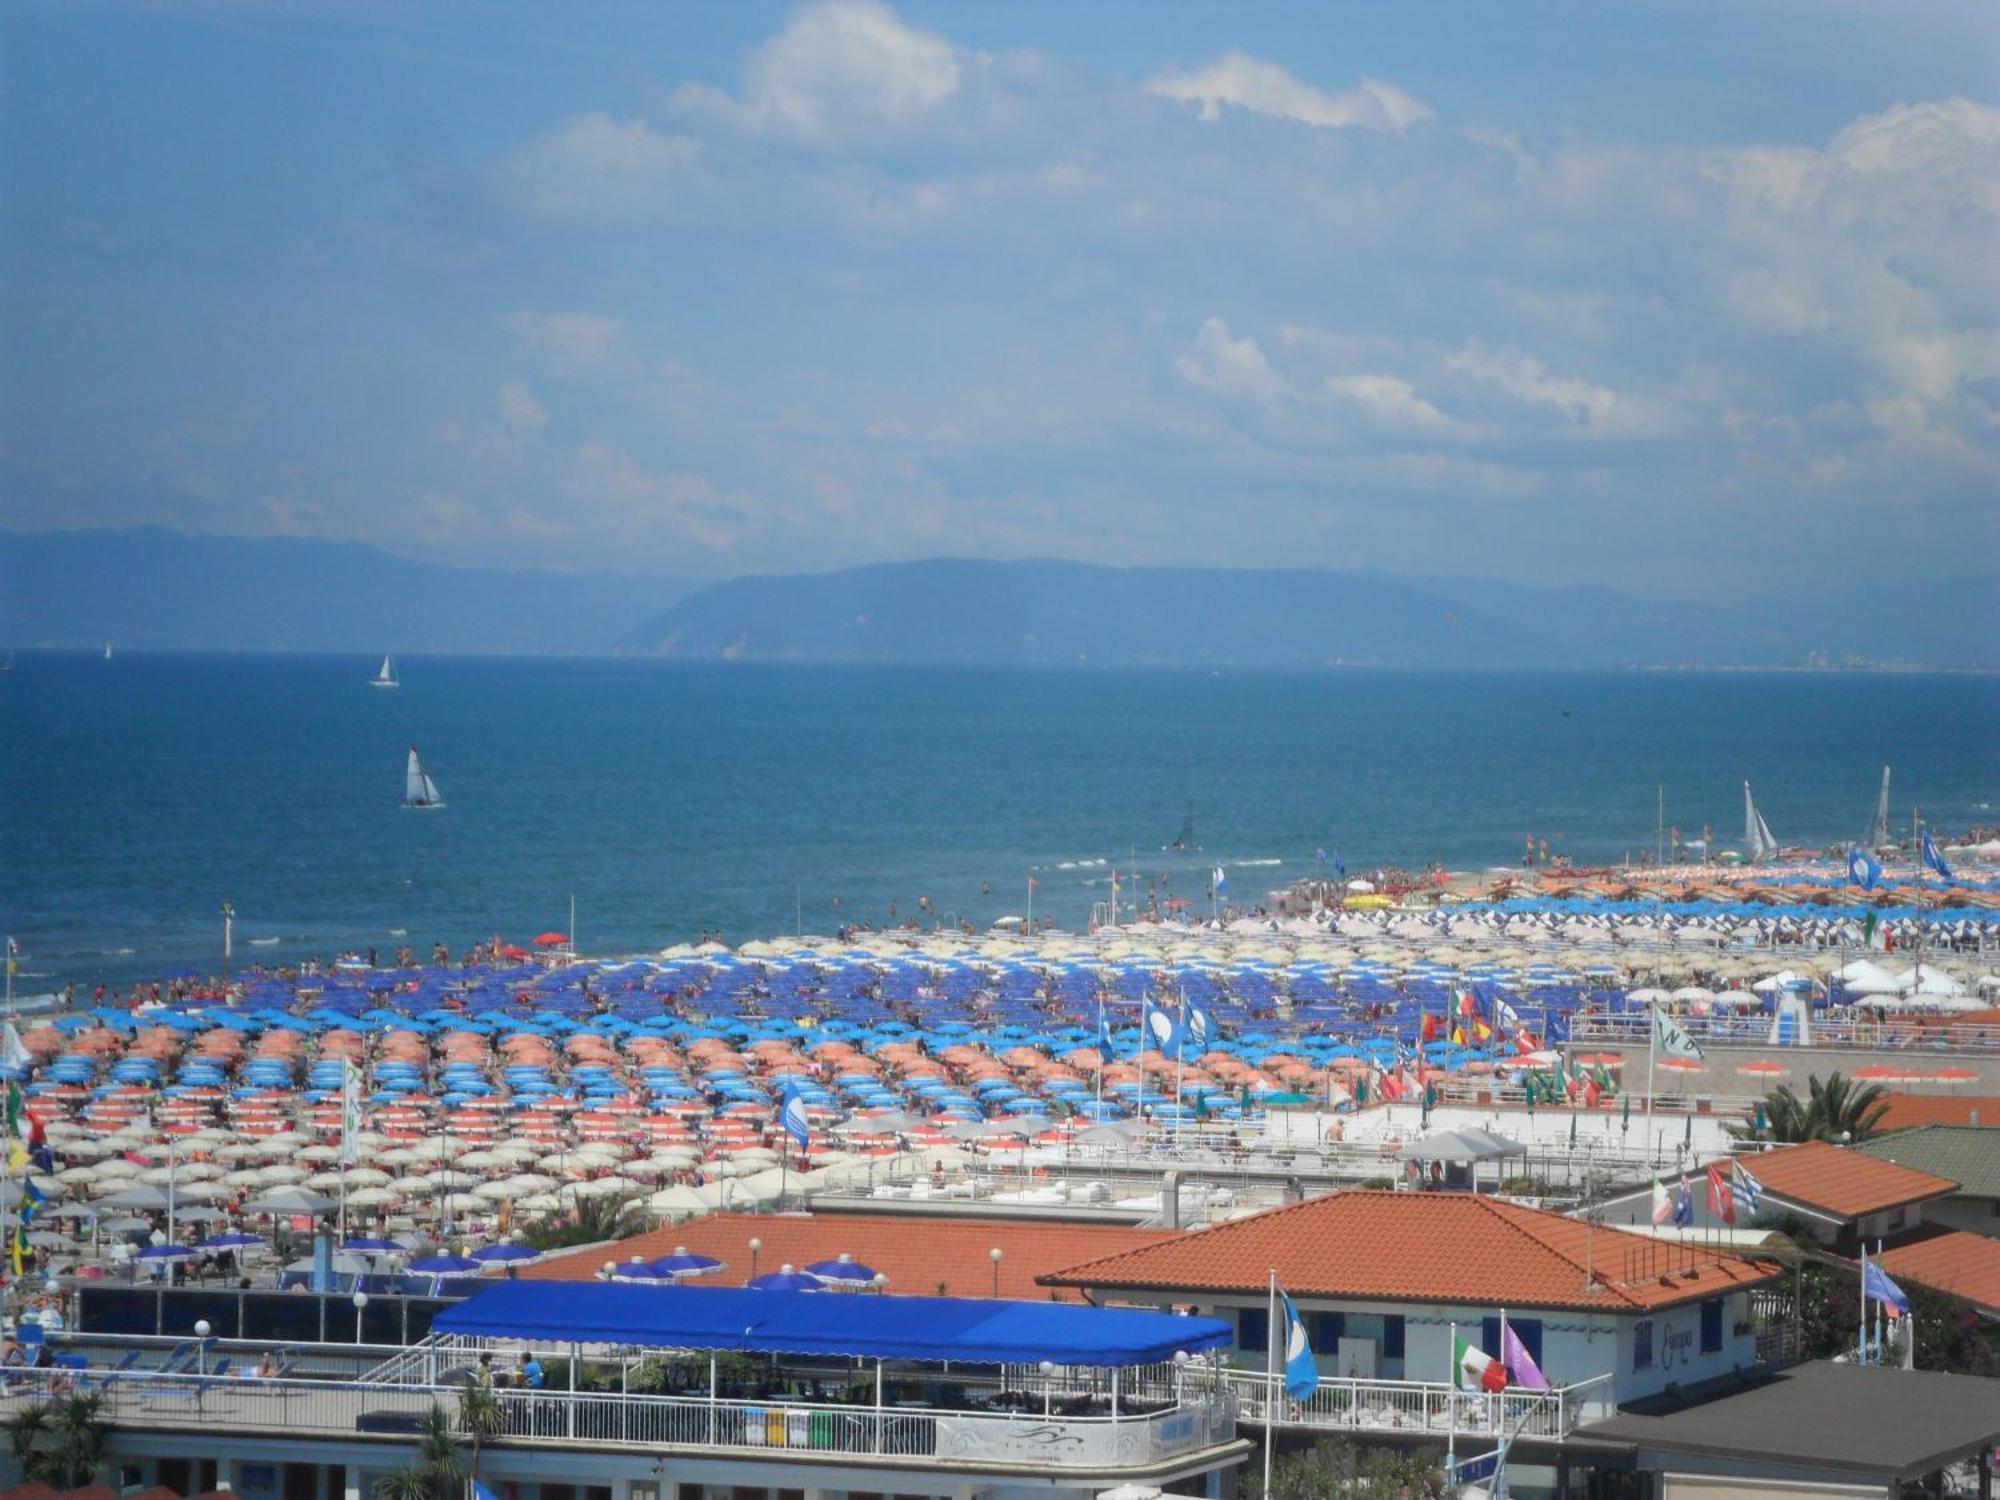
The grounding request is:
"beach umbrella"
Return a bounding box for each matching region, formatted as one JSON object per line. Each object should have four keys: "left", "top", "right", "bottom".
{"left": 135, "top": 1245, "right": 198, "bottom": 1262}
{"left": 405, "top": 1253, "right": 483, "bottom": 1275}
{"left": 746, "top": 1264, "right": 824, "bottom": 1292}
{"left": 805, "top": 1253, "right": 880, "bottom": 1286}
{"left": 469, "top": 1243, "right": 542, "bottom": 1268}
{"left": 341, "top": 1236, "right": 407, "bottom": 1253}
{"left": 650, "top": 1245, "right": 724, "bottom": 1277}
{"left": 610, "top": 1259, "right": 678, "bottom": 1283}
{"left": 196, "top": 1232, "right": 265, "bottom": 1251}
{"left": 244, "top": 1186, "right": 336, "bottom": 1215}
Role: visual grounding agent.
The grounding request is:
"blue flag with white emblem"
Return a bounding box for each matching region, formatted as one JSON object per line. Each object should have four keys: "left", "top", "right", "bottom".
{"left": 1096, "top": 1013, "right": 1116, "bottom": 1064}
{"left": 779, "top": 1082, "right": 810, "bottom": 1153}
{"left": 1183, "top": 1001, "right": 1215, "bottom": 1053}
{"left": 1847, "top": 847, "right": 1881, "bottom": 890}
{"left": 1142, "top": 997, "right": 1182, "bottom": 1055}
{"left": 1279, "top": 1289, "right": 1318, "bottom": 1400}
{"left": 1921, "top": 830, "right": 1954, "bottom": 883}
{"left": 1211, "top": 865, "right": 1227, "bottom": 894}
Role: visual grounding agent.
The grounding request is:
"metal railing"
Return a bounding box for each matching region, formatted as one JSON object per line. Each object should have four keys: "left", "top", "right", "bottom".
{"left": 1567, "top": 1015, "right": 2000, "bottom": 1056}
{"left": 1216, "top": 1368, "right": 1616, "bottom": 1442}
{"left": 0, "top": 1366, "right": 1234, "bottom": 1470}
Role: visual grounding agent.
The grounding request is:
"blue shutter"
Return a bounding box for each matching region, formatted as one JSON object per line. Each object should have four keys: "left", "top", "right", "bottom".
{"left": 1237, "top": 1306, "right": 1268, "bottom": 1354}
{"left": 1481, "top": 1317, "right": 1502, "bottom": 1364}
{"left": 1382, "top": 1316, "right": 1405, "bottom": 1359}
{"left": 1700, "top": 1299, "right": 1723, "bottom": 1353}
{"left": 1313, "top": 1312, "right": 1345, "bottom": 1350}
{"left": 1510, "top": 1318, "right": 1544, "bottom": 1370}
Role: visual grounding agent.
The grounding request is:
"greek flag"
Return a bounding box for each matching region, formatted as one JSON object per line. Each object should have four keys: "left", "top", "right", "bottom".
{"left": 1921, "top": 830, "right": 1954, "bottom": 883}
{"left": 1731, "top": 1162, "right": 1764, "bottom": 1219}
{"left": 1279, "top": 1289, "right": 1319, "bottom": 1400}
{"left": 779, "top": 1083, "right": 811, "bottom": 1153}
{"left": 1847, "top": 847, "right": 1881, "bottom": 890}
{"left": 1142, "top": 996, "right": 1183, "bottom": 1054}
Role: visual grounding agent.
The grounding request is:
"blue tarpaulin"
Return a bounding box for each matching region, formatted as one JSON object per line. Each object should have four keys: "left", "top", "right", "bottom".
{"left": 434, "top": 1282, "right": 1229, "bottom": 1367}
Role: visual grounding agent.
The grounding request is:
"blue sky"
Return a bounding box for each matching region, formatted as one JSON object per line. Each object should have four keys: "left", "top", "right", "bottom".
{"left": 2, "top": 1, "right": 1994, "bottom": 596}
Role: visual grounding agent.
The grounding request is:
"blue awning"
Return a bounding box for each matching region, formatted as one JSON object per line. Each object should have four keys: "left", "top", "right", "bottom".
{"left": 433, "top": 1282, "right": 1228, "bottom": 1367}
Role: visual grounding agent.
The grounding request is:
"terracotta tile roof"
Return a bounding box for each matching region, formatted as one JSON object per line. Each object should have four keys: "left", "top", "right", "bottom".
{"left": 524, "top": 1212, "right": 1181, "bottom": 1301}
{"left": 1738, "top": 1141, "right": 1958, "bottom": 1219}
{"left": 1876, "top": 1094, "right": 2000, "bottom": 1133}
{"left": 1039, "top": 1190, "right": 1779, "bottom": 1314}
{"left": 1879, "top": 1231, "right": 2000, "bottom": 1316}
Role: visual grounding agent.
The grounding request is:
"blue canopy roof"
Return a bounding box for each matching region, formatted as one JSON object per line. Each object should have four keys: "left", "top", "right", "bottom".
{"left": 434, "top": 1281, "right": 1228, "bottom": 1367}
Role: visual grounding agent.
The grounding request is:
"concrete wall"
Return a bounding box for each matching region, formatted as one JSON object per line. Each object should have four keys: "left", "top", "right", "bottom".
{"left": 1924, "top": 1194, "right": 2000, "bottom": 1238}
{"left": 1661, "top": 1472, "right": 1888, "bottom": 1500}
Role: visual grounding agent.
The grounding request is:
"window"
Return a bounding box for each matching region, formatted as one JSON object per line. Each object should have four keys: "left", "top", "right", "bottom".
{"left": 1238, "top": 1306, "right": 1269, "bottom": 1354}
{"left": 1633, "top": 1319, "right": 1653, "bottom": 1371}
{"left": 1486, "top": 1317, "right": 1543, "bottom": 1370}
{"left": 1700, "top": 1299, "right": 1723, "bottom": 1354}
{"left": 1312, "top": 1312, "right": 1345, "bottom": 1349}
{"left": 1382, "top": 1315, "right": 1405, "bottom": 1360}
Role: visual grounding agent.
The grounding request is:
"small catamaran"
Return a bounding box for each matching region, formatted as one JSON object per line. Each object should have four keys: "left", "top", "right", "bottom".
{"left": 403, "top": 747, "right": 445, "bottom": 810}
{"left": 1167, "top": 805, "right": 1199, "bottom": 851}
{"left": 370, "top": 654, "right": 400, "bottom": 689}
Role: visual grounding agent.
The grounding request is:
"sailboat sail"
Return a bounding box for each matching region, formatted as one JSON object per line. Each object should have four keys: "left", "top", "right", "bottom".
{"left": 403, "top": 748, "right": 444, "bottom": 810}
{"left": 1171, "top": 806, "right": 1197, "bottom": 850}
{"left": 371, "top": 654, "right": 399, "bottom": 689}
{"left": 1743, "top": 781, "right": 1778, "bottom": 861}
{"left": 1868, "top": 766, "right": 1891, "bottom": 849}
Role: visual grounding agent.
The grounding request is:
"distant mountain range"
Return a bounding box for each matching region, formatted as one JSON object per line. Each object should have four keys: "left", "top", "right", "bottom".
{"left": 3, "top": 529, "right": 1991, "bottom": 667}
{"left": 0, "top": 528, "right": 693, "bottom": 655}
{"left": 617, "top": 558, "right": 1997, "bottom": 670}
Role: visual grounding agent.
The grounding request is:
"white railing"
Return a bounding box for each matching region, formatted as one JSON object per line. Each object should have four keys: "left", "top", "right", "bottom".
{"left": 1567, "top": 1014, "right": 2000, "bottom": 1055}
{"left": 1216, "top": 1368, "right": 1615, "bottom": 1441}
{"left": 0, "top": 1368, "right": 1233, "bottom": 1470}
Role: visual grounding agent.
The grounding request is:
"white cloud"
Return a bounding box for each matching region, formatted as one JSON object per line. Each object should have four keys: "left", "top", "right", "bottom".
{"left": 496, "top": 114, "right": 698, "bottom": 223}
{"left": 1145, "top": 51, "right": 1432, "bottom": 133}
{"left": 1445, "top": 342, "right": 1671, "bottom": 439}
{"left": 677, "top": 0, "right": 964, "bottom": 147}
{"left": 1174, "top": 317, "right": 1291, "bottom": 406}
{"left": 497, "top": 381, "right": 548, "bottom": 438}
{"left": 1324, "top": 373, "right": 1473, "bottom": 439}
{"left": 498, "top": 311, "right": 627, "bottom": 374}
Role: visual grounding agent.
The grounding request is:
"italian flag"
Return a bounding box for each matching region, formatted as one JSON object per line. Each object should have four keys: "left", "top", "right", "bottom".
{"left": 1455, "top": 1336, "right": 1508, "bottom": 1393}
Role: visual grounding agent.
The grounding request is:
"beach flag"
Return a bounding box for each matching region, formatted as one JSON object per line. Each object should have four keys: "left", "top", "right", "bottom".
{"left": 1706, "top": 1163, "right": 1737, "bottom": 1226}
{"left": 1501, "top": 1318, "right": 1549, "bottom": 1391}
{"left": 1652, "top": 1006, "right": 1704, "bottom": 1061}
{"left": 1921, "top": 830, "right": 1955, "bottom": 883}
{"left": 1454, "top": 1334, "right": 1508, "bottom": 1393}
{"left": 1650, "top": 1177, "right": 1673, "bottom": 1226}
{"left": 1862, "top": 1259, "right": 1910, "bottom": 1318}
{"left": 1860, "top": 911, "right": 1893, "bottom": 952}
{"left": 19, "top": 1178, "right": 45, "bottom": 1226}
{"left": 1279, "top": 1290, "right": 1319, "bottom": 1400}
{"left": 473, "top": 1483, "right": 502, "bottom": 1500}
{"left": 1674, "top": 1173, "right": 1694, "bottom": 1227}
{"left": 779, "top": 1083, "right": 811, "bottom": 1154}
{"left": 1212, "top": 865, "right": 1228, "bottom": 895}
{"left": 1731, "top": 1162, "right": 1764, "bottom": 1219}
{"left": 1847, "top": 847, "right": 1881, "bottom": 891}
{"left": 0, "top": 1022, "right": 28, "bottom": 1074}
{"left": 339, "top": 1058, "right": 362, "bottom": 1166}
{"left": 1095, "top": 1015, "right": 1115, "bottom": 1065}
{"left": 1142, "top": 997, "right": 1182, "bottom": 1054}
{"left": 1183, "top": 1000, "right": 1216, "bottom": 1052}
{"left": 8, "top": 1226, "right": 21, "bottom": 1277}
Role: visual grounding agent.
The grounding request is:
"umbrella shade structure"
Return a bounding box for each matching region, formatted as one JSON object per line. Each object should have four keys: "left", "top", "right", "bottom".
{"left": 805, "top": 1253, "right": 881, "bottom": 1286}
{"left": 134, "top": 1244, "right": 198, "bottom": 1261}
{"left": 533, "top": 932, "right": 571, "bottom": 948}
{"left": 610, "top": 1259, "right": 680, "bottom": 1283}
{"left": 1736, "top": 1061, "right": 1789, "bottom": 1078}
{"left": 468, "top": 1243, "right": 542, "bottom": 1267}
{"left": 341, "top": 1236, "right": 407, "bottom": 1253}
{"left": 195, "top": 1232, "right": 266, "bottom": 1250}
{"left": 405, "top": 1253, "right": 484, "bottom": 1275}
{"left": 94, "top": 1185, "right": 170, "bottom": 1211}
{"left": 244, "top": 1186, "right": 337, "bottom": 1215}
{"left": 649, "top": 1246, "right": 724, "bottom": 1277}
{"left": 746, "top": 1264, "right": 825, "bottom": 1292}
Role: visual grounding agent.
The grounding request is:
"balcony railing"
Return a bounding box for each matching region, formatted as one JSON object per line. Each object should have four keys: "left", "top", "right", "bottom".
{"left": 1566, "top": 1014, "right": 2000, "bottom": 1056}
{"left": 0, "top": 1367, "right": 1236, "bottom": 1472}
{"left": 1215, "top": 1368, "right": 1616, "bottom": 1442}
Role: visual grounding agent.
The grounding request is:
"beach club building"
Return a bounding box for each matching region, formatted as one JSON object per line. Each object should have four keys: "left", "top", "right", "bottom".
{"left": 1037, "top": 1190, "right": 1787, "bottom": 1437}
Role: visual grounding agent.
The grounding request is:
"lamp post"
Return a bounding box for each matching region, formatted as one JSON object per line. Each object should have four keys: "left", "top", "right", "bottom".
{"left": 871, "top": 1272, "right": 889, "bottom": 1295}
{"left": 989, "top": 1246, "right": 1002, "bottom": 1297}
{"left": 1039, "top": 1359, "right": 1056, "bottom": 1418}
{"left": 749, "top": 1237, "right": 763, "bottom": 1281}
{"left": 601, "top": 1261, "right": 617, "bottom": 1282}
{"left": 194, "top": 1319, "right": 211, "bottom": 1376}
{"left": 352, "top": 1290, "right": 369, "bottom": 1344}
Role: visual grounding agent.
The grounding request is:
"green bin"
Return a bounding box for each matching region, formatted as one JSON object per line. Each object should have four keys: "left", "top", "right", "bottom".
{"left": 809, "top": 1411, "right": 835, "bottom": 1449}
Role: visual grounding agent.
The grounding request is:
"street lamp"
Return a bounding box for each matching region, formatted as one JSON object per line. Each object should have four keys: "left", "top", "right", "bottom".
{"left": 749, "top": 1237, "right": 763, "bottom": 1280}
{"left": 989, "top": 1247, "right": 1002, "bottom": 1297}
{"left": 352, "top": 1290, "right": 369, "bottom": 1343}
{"left": 1039, "top": 1359, "right": 1056, "bottom": 1418}
{"left": 871, "top": 1272, "right": 889, "bottom": 1295}
{"left": 194, "top": 1320, "right": 211, "bottom": 1376}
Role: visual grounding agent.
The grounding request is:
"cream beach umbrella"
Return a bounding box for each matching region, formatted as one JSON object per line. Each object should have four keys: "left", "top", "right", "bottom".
{"left": 344, "top": 1187, "right": 398, "bottom": 1209}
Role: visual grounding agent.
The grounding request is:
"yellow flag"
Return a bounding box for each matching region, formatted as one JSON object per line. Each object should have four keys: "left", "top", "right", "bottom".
{"left": 9, "top": 1227, "right": 22, "bottom": 1276}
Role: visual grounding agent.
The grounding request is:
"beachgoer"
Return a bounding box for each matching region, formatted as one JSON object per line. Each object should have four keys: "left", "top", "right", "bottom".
{"left": 519, "top": 1351, "right": 544, "bottom": 1389}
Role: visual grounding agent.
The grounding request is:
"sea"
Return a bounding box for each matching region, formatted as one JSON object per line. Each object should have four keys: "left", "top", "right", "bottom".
{"left": 2, "top": 654, "right": 1994, "bottom": 991}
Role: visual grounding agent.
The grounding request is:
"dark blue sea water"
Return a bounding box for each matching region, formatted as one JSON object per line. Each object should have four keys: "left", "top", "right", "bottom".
{"left": 2, "top": 654, "right": 1994, "bottom": 990}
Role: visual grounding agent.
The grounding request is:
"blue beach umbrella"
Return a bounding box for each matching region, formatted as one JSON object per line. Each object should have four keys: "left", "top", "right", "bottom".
{"left": 405, "top": 1254, "right": 483, "bottom": 1276}
{"left": 195, "top": 1232, "right": 265, "bottom": 1251}
{"left": 342, "top": 1236, "right": 407, "bottom": 1254}
{"left": 649, "top": 1246, "right": 724, "bottom": 1277}
{"left": 468, "top": 1243, "right": 542, "bottom": 1268}
{"left": 804, "top": 1253, "right": 880, "bottom": 1286}
{"left": 746, "top": 1266, "right": 825, "bottom": 1292}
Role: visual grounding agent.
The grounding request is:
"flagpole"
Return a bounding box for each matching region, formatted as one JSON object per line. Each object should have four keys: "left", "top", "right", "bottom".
{"left": 1645, "top": 1000, "right": 1659, "bottom": 1170}
{"left": 1859, "top": 1245, "right": 1870, "bottom": 1365}
{"left": 1446, "top": 1319, "right": 1457, "bottom": 1476}
{"left": 1173, "top": 991, "right": 1187, "bottom": 1146}
{"left": 1262, "top": 1269, "right": 1277, "bottom": 1498}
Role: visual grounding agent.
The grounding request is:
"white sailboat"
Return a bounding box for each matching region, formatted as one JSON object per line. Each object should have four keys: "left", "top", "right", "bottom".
{"left": 104, "top": 642, "right": 114, "bottom": 661}
{"left": 1742, "top": 781, "right": 1779, "bottom": 862}
{"left": 370, "top": 653, "right": 400, "bottom": 690}
{"left": 402, "top": 747, "right": 445, "bottom": 810}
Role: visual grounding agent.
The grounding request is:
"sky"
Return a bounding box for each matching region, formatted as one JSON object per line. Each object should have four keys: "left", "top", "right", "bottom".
{"left": 2, "top": 1, "right": 1996, "bottom": 598}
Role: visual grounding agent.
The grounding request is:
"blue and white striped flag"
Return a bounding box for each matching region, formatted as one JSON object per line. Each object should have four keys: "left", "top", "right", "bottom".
{"left": 1730, "top": 1162, "right": 1764, "bottom": 1219}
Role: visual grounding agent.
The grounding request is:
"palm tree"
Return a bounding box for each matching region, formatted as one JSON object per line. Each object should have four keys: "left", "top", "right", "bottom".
{"left": 521, "top": 1193, "right": 649, "bottom": 1251}
{"left": 1730, "top": 1071, "right": 1889, "bottom": 1144}
{"left": 6, "top": 1389, "right": 112, "bottom": 1486}
{"left": 371, "top": 1403, "right": 465, "bottom": 1500}
{"left": 458, "top": 1379, "right": 507, "bottom": 1485}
